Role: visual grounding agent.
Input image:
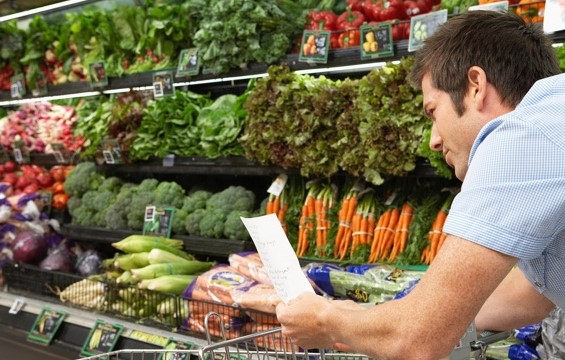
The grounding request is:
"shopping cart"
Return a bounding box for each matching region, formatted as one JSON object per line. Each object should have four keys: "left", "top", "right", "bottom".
{"left": 78, "top": 312, "right": 510, "bottom": 360}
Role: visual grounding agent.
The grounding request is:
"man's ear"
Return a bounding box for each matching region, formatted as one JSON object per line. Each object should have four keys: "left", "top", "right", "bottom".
{"left": 466, "top": 66, "right": 488, "bottom": 111}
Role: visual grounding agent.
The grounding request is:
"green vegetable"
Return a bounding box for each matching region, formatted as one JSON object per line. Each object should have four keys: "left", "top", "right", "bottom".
{"left": 223, "top": 210, "right": 252, "bottom": 240}
{"left": 171, "top": 208, "right": 189, "bottom": 235}
{"left": 147, "top": 248, "right": 194, "bottom": 265}
{"left": 114, "top": 252, "right": 150, "bottom": 271}
{"left": 185, "top": 208, "right": 206, "bottom": 236}
{"left": 138, "top": 274, "right": 197, "bottom": 295}
{"left": 131, "top": 261, "right": 215, "bottom": 280}
{"left": 205, "top": 186, "right": 255, "bottom": 216}
{"left": 198, "top": 209, "right": 226, "bottom": 239}
{"left": 64, "top": 162, "right": 105, "bottom": 198}
{"left": 182, "top": 190, "right": 212, "bottom": 213}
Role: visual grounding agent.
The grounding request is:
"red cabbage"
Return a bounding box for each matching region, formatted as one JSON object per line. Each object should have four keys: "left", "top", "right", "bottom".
{"left": 12, "top": 231, "right": 47, "bottom": 264}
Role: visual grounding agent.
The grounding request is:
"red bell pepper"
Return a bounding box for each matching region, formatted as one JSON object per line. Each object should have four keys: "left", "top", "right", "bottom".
{"left": 362, "top": 0, "right": 384, "bottom": 22}
{"left": 347, "top": 0, "right": 366, "bottom": 12}
{"left": 338, "top": 29, "right": 361, "bottom": 47}
{"left": 391, "top": 21, "right": 411, "bottom": 41}
{"left": 404, "top": 0, "right": 432, "bottom": 17}
{"left": 306, "top": 11, "right": 339, "bottom": 31}
{"left": 331, "top": 33, "right": 341, "bottom": 49}
{"left": 337, "top": 10, "right": 366, "bottom": 30}
{"left": 379, "top": 0, "right": 408, "bottom": 21}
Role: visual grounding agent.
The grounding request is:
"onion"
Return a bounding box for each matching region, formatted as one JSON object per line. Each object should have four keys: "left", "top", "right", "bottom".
{"left": 12, "top": 231, "right": 47, "bottom": 264}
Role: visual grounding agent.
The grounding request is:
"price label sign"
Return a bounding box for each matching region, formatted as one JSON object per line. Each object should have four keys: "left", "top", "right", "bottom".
{"left": 32, "top": 73, "right": 48, "bottom": 97}
{"left": 80, "top": 320, "right": 123, "bottom": 358}
{"left": 153, "top": 71, "right": 175, "bottom": 98}
{"left": 158, "top": 338, "right": 195, "bottom": 360}
{"left": 89, "top": 61, "right": 108, "bottom": 88}
{"left": 360, "top": 23, "right": 394, "bottom": 60}
{"left": 101, "top": 138, "right": 122, "bottom": 165}
{"left": 50, "top": 143, "right": 69, "bottom": 164}
{"left": 298, "top": 30, "right": 331, "bottom": 64}
{"left": 27, "top": 307, "right": 67, "bottom": 345}
{"left": 408, "top": 9, "right": 448, "bottom": 52}
{"left": 176, "top": 48, "right": 200, "bottom": 77}
{"left": 10, "top": 73, "right": 26, "bottom": 98}
{"left": 13, "top": 140, "right": 30, "bottom": 164}
{"left": 468, "top": 1, "right": 508, "bottom": 12}
{"left": 267, "top": 174, "right": 288, "bottom": 197}
{"left": 143, "top": 206, "right": 175, "bottom": 238}
{"left": 544, "top": 0, "right": 565, "bottom": 33}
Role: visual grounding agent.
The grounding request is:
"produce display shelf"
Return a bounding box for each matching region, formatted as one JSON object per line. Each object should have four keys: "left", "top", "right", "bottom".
{"left": 59, "top": 225, "right": 256, "bottom": 258}
{"left": 97, "top": 156, "right": 299, "bottom": 177}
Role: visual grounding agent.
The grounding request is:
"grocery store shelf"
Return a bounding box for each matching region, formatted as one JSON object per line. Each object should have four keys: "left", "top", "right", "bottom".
{"left": 59, "top": 225, "right": 256, "bottom": 258}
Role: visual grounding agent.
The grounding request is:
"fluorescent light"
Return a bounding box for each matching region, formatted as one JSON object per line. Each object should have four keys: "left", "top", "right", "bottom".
{"left": 295, "top": 61, "right": 391, "bottom": 75}
{"left": 222, "top": 73, "right": 268, "bottom": 82}
{"left": 102, "top": 88, "right": 131, "bottom": 94}
{"left": 131, "top": 86, "right": 154, "bottom": 91}
{"left": 0, "top": 91, "right": 100, "bottom": 106}
{"left": 185, "top": 78, "right": 224, "bottom": 86}
{"left": 0, "top": 0, "right": 93, "bottom": 23}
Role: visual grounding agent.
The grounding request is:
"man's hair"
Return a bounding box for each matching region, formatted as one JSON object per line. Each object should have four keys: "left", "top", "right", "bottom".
{"left": 408, "top": 10, "right": 560, "bottom": 116}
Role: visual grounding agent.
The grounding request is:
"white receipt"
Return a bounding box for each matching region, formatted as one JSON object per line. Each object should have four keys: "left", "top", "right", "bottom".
{"left": 240, "top": 214, "right": 315, "bottom": 304}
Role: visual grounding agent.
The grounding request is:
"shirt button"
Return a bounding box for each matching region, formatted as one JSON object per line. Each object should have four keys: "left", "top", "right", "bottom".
{"left": 534, "top": 281, "right": 542, "bottom": 288}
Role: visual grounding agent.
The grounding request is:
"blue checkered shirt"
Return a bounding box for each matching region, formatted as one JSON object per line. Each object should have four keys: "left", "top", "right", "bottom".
{"left": 444, "top": 73, "right": 565, "bottom": 310}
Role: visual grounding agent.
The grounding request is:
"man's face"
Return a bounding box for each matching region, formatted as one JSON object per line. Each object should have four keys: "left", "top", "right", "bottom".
{"left": 421, "top": 73, "right": 481, "bottom": 181}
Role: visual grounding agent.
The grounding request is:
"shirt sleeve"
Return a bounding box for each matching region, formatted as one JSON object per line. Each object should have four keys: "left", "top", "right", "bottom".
{"left": 443, "top": 116, "right": 565, "bottom": 260}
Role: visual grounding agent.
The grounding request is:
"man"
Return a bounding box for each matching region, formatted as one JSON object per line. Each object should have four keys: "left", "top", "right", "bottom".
{"left": 276, "top": 10, "right": 564, "bottom": 360}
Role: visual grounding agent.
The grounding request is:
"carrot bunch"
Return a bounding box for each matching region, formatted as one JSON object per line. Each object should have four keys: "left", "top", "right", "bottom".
{"left": 296, "top": 183, "right": 334, "bottom": 257}
{"left": 334, "top": 187, "right": 361, "bottom": 260}
{"left": 266, "top": 191, "right": 289, "bottom": 232}
{"left": 368, "top": 202, "right": 414, "bottom": 263}
{"left": 349, "top": 192, "right": 377, "bottom": 258}
{"left": 421, "top": 194, "right": 455, "bottom": 265}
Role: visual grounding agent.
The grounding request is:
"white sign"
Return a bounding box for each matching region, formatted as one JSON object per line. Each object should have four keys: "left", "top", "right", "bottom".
{"left": 241, "top": 214, "right": 315, "bottom": 304}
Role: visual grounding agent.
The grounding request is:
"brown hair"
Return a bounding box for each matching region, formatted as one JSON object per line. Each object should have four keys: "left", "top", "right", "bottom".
{"left": 409, "top": 10, "right": 560, "bottom": 116}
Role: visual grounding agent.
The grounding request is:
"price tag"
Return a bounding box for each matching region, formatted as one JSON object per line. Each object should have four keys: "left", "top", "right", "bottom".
{"left": 408, "top": 9, "right": 448, "bottom": 52}
{"left": 544, "top": 0, "right": 565, "bottom": 33}
{"left": 50, "top": 143, "right": 69, "bottom": 164}
{"left": 129, "top": 330, "right": 169, "bottom": 346}
{"left": 8, "top": 298, "right": 25, "bottom": 314}
{"left": 468, "top": 1, "right": 508, "bottom": 12}
{"left": 80, "top": 320, "right": 123, "bottom": 357}
{"left": 10, "top": 73, "right": 26, "bottom": 98}
{"left": 101, "top": 139, "right": 122, "bottom": 165}
{"left": 298, "top": 30, "right": 331, "bottom": 64}
{"left": 89, "top": 61, "right": 108, "bottom": 88}
{"left": 384, "top": 191, "right": 397, "bottom": 206}
{"left": 158, "top": 338, "right": 195, "bottom": 360}
{"left": 176, "top": 48, "right": 200, "bottom": 77}
{"left": 32, "top": 73, "right": 48, "bottom": 97}
{"left": 153, "top": 71, "right": 175, "bottom": 98}
{"left": 267, "top": 174, "right": 288, "bottom": 196}
{"left": 163, "top": 154, "right": 175, "bottom": 167}
{"left": 360, "top": 23, "right": 394, "bottom": 60}
{"left": 27, "top": 307, "right": 67, "bottom": 345}
{"left": 13, "top": 140, "right": 30, "bottom": 164}
{"left": 143, "top": 206, "right": 175, "bottom": 238}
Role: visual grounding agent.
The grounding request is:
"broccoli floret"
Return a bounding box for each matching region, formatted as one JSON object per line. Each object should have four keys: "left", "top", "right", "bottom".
{"left": 127, "top": 189, "right": 155, "bottom": 231}
{"left": 185, "top": 208, "right": 206, "bottom": 236}
{"left": 172, "top": 208, "right": 188, "bottom": 235}
{"left": 80, "top": 190, "right": 99, "bottom": 209}
{"left": 105, "top": 186, "right": 135, "bottom": 230}
{"left": 199, "top": 209, "right": 226, "bottom": 239}
{"left": 92, "top": 191, "right": 117, "bottom": 212}
{"left": 71, "top": 205, "right": 98, "bottom": 227}
{"left": 206, "top": 186, "right": 256, "bottom": 215}
{"left": 153, "top": 181, "right": 186, "bottom": 208}
{"left": 224, "top": 210, "right": 251, "bottom": 240}
{"left": 64, "top": 162, "right": 105, "bottom": 198}
{"left": 67, "top": 196, "right": 82, "bottom": 217}
{"left": 182, "top": 190, "right": 212, "bottom": 213}
{"left": 138, "top": 178, "right": 159, "bottom": 192}
{"left": 98, "top": 176, "right": 123, "bottom": 193}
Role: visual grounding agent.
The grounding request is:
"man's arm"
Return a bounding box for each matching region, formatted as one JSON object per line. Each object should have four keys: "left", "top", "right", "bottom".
{"left": 277, "top": 235, "right": 517, "bottom": 360}
{"left": 475, "top": 267, "right": 555, "bottom": 331}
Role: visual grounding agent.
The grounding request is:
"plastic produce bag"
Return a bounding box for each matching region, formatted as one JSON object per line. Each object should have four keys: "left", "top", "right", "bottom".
{"left": 541, "top": 307, "right": 565, "bottom": 359}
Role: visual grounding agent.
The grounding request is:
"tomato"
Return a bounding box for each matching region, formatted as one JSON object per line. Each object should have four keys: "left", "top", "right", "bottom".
{"left": 51, "top": 181, "right": 66, "bottom": 194}
{"left": 50, "top": 165, "right": 66, "bottom": 182}
{"left": 52, "top": 193, "right": 69, "bottom": 209}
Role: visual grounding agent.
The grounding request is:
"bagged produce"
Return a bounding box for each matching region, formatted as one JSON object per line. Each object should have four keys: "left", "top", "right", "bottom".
{"left": 228, "top": 251, "right": 271, "bottom": 284}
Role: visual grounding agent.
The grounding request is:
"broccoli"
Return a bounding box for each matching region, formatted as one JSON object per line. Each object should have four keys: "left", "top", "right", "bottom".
{"left": 92, "top": 191, "right": 117, "bottom": 212}
{"left": 182, "top": 190, "right": 212, "bottom": 213}
{"left": 171, "top": 208, "right": 188, "bottom": 235}
{"left": 224, "top": 210, "right": 251, "bottom": 240}
{"left": 67, "top": 196, "right": 82, "bottom": 217}
{"left": 137, "top": 178, "right": 159, "bottom": 192}
{"left": 71, "top": 205, "right": 98, "bottom": 227}
{"left": 199, "top": 209, "right": 226, "bottom": 239}
{"left": 98, "top": 176, "right": 123, "bottom": 193}
{"left": 127, "top": 188, "right": 155, "bottom": 231}
{"left": 105, "top": 186, "right": 136, "bottom": 230}
{"left": 153, "top": 181, "right": 186, "bottom": 208}
{"left": 206, "top": 186, "right": 256, "bottom": 216}
{"left": 64, "top": 162, "right": 105, "bottom": 198}
{"left": 185, "top": 208, "right": 206, "bottom": 236}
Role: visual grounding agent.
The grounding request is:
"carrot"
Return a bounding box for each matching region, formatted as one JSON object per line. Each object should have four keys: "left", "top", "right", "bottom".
{"left": 379, "top": 207, "right": 400, "bottom": 261}
{"left": 428, "top": 193, "right": 455, "bottom": 262}
{"left": 272, "top": 194, "right": 281, "bottom": 217}
{"left": 336, "top": 193, "right": 358, "bottom": 259}
{"left": 369, "top": 210, "right": 387, "bottom": 262}
{"left": 266, "top": 194, "right": 275, "bottom": 214}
